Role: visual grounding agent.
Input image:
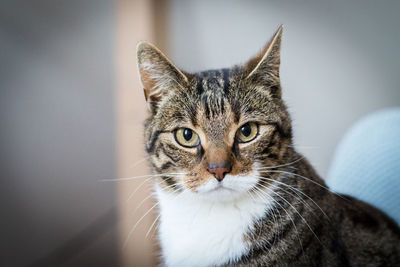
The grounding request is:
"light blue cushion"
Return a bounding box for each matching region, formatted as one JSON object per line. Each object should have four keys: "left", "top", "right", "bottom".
{"left": 327, "top": 107, "right": 400, "bottom": 224}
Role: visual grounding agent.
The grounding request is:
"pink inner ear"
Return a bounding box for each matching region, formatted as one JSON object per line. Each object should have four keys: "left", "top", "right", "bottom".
{"left": 245, "top": 36, "right": 275, "bottom": 73}
{"left": 245, "top": 26, "right": 282, "bottom": 79}
{"left": 140, "top": 69, "right": 157, "bottom": 102}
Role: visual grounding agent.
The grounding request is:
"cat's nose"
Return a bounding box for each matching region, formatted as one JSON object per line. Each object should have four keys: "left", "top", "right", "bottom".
{"left": 207, "top": 164, "right": 232, "bottom": 181}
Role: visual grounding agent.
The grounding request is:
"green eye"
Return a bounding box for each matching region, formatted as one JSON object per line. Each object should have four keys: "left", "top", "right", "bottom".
{"left": 236, "top": 122, "right": 258, "bottom": 143}
{"left": 174, "top": 128, "right": 200, "bottom": 147}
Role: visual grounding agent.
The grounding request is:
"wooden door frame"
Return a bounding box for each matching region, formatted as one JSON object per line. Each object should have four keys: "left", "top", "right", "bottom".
{"left": 115, "top": 0, "right": 169, "bottom": 266}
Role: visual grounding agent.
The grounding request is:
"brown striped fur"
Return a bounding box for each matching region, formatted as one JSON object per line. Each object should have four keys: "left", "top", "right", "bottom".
{"left": 137, "top": 26, "right": 400, "bottom": 266}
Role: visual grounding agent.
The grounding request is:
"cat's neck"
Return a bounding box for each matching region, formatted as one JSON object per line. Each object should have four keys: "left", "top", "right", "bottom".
{"left": 155, "top": 185, "right": 276, "bottom": 266}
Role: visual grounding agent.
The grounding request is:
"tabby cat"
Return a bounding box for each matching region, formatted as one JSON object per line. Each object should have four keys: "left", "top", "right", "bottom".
{"left": 137, "top": 26, "right": 400, "bottom": 266}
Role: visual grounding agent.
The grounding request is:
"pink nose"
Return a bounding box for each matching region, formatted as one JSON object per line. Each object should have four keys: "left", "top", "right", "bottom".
{"left": 207, "top": 167, "right": 231, "bottom": 181}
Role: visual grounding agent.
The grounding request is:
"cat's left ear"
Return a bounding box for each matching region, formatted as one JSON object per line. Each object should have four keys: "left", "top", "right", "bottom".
{"left": 137, "top": 42, "right": 188, "bottom": 111}
{"left": 245, "top": 25, "right": 283, "bottom": 97}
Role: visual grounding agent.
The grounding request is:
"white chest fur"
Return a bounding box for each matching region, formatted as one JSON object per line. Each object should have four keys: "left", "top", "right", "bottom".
{"left": 156, "top": 187, "right": 273, "bottom": 267}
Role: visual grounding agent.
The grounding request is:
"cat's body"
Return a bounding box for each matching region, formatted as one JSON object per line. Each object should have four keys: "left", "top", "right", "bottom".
{"left": 156, "top": 152, "right": 400, "bottom": 267}
{"left": 137, "top": 26, "right": 400, "bottom": 266}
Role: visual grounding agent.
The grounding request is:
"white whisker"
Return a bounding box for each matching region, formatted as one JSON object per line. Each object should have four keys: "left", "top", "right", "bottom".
{"left": 252, "top": 186, "right": 304, "bottom": 254}
{"left": 100, "top": 172, "right": 186, "bottom": 182}
{"left": 129, "top": 157, "right": 150, "bottom": 169}
{"left": 127, "top": 177, "right": 153, "bottom": 202}
{"left": 257, "top": 182, "right": 322, "bottom": 244}
{"left": 254, "top": 156, "right": 304, "bottom": 170}
{"left": 124, "top": 201, "right": 159, "bottom": 248}
{"left": 132, "top": 194, "right": 154, "bottom": 217}
{"left": 258, "top": 170, "right": 347, "bottom": 201}
{"left": 146, "top": 213, "right": 161, "bottom": 238}
{"left": 254, "top": 175, "right": 330, "bottom": 220}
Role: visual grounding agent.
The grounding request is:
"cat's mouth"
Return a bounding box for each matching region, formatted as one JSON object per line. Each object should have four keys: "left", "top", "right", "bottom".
{"left": 196, "top": 183, "right": 238, "bottom": 201}
{"left": 207, "top": 183, "right": 236, "bottom": 193}
{"left": 196, "top": 179, "right": 236, "bottom": 193}
{"left": 191, "top": 173, "right": 260, "bottom": 201}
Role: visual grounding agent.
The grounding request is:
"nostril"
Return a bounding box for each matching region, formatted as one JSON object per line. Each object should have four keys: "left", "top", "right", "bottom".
{"left": 207, "top": 167, "right": 232, "bottom": 181}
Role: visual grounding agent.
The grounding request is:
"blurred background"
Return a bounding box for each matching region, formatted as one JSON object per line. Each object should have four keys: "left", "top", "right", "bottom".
{"left": 1, "top": 0, "right": 399, "bottom": 266}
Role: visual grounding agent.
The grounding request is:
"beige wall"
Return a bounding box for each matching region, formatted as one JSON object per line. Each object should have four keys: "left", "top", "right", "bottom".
{"left": 116, "top": 0, "right": 168, "bottom": 266}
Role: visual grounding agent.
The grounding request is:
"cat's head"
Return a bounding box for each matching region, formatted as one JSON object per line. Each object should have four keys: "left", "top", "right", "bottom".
{"left": 138, "top": 26, "right": 292, "bottom": 201}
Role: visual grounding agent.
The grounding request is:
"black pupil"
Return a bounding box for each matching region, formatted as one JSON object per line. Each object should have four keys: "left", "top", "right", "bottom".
{"left": 241, "top": 124, "right": 252, "bottom": 137}
{"left": 183, "top": 128, "right": 193, "bottom": 141}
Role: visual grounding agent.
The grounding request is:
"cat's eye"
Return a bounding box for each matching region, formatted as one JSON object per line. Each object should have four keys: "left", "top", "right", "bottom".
{"left": 236, "top": 122, "right": 258, "bottom": 143}
{"left": 174, "top": 128, "right": 200, "bottom": 148}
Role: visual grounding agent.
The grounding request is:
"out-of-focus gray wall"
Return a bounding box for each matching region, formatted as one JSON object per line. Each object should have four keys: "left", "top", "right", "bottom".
{"left": 0, "top": 1, "right": 118, "bottom": 266}
{"left": 169, "top": 0, "right": 400, "bottom": 178}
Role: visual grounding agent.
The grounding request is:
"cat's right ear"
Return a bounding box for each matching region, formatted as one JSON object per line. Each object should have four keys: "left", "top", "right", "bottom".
{"left": 137, "top": 42, "right": 188, "bottom": 112}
